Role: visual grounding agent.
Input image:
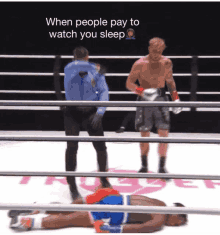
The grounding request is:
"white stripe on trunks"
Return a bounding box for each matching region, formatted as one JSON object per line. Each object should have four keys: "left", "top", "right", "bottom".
{"left": 122, "top": 195, "right": 129, "bottom": 224}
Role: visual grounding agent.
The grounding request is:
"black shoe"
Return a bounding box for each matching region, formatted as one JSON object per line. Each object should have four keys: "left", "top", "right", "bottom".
{"left": 116, "top": 127, "right": 125, "bottom": 133}
{"left": 8, "top": 210, "right": 33, "bottom": 218}
{"left": 70, "top": 191, "right": 82, "bottom": 201}
{"left": 100, "top": 178, "right": 112, "bottom": 188}
{"left": 8, "top": 201, "right": 38, "bottom": 218}
{"left": 138, "top": 167, "right": 148, "bottom": 173}
{"left": 158, "top": 167, "right": 171, "bottom": 181}
{"left": 69, "top": 185, "right": 82, "bottom": 201}
{"left": 158, "top": 167, "right": 168, "bottom": 174}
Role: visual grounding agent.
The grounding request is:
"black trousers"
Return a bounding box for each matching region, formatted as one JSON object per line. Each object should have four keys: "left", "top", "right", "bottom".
{"left": 64, "top": 106, "right": 108, "bottom": 191}
{"left": 121, "top": 112, "right": 135, "bottom": 129}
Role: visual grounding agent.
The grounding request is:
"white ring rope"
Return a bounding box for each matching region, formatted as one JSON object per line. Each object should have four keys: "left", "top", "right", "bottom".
{"left": 0, "top": 100, "right": 219, "bottom": 107}
{"left": 0, "top": 107, "right": 219, "bottom": 111}
{"left": 0, "top": 72, "right": 192, "bottom": 76}
{"left": 0, "top": 171, "right": 219, "bottom": 180}
{"left": 1, "top": 54, "right": 219, "bottom": 59}
{"left": 0, "top": 90, "right": 219, "bottom": 95}
{"left": 198, "top": 56, "right": 220, "bottom": 59}
{"left": 0, "top": 135, "right": 220, "bottom": 143}
{"left": 0, "top": 91, "right": 187, "bottom": 95}
{"left": 1, "top": 72, "right": 220, "bottom": 76}
{"left": 198, "top": 73, "right": 220, "bottom": 76}
{"left": 0, "top": 203, "right": 219, "bottom": 215}
{"left": 0, "top": 107, "right": 193, "bottom": 111}
{"left": 0, "top": 55, "right": 193, "bottom": 59}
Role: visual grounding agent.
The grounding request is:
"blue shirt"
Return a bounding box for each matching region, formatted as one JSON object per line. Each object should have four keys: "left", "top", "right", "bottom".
{"left": 64, "top": 60, "right": 109, "bottom": 115}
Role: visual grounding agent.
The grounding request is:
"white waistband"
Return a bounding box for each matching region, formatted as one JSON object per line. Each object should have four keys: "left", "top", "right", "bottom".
{"left": 122, "top": 195, "right": 129, "bottom": 224}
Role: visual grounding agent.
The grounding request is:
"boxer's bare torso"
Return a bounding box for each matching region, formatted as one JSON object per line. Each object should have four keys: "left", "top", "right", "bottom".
{"left": 125, "top": 195, "right": 165, "bottom": 223}
{"left": 126, "top": 55, "right": 177, "bottom": 95}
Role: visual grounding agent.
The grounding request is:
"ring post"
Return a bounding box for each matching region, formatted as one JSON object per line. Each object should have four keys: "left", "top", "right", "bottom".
{"left": 190, "top": 56, "right": 198, "bottom": 112}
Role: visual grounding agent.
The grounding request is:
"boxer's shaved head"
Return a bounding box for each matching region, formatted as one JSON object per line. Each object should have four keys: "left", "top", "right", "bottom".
{"left": 148, "top": 37, "right": 166, "bottom": 61}
{"left": 149, "top": 37, "right": 166, "bottom": 51}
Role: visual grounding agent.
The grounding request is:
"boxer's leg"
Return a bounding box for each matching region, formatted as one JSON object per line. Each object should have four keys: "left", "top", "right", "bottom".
{"left": 157, "top": 129, "right": 169, "bottom": 173}
{"left": 10, "top": 211, "right": 93, "bottom": 230}
{"left": 42, "top": 211, "right": 93, "bottom": 229}
{"left": 135, "top": 106, "right": 153, "bottom": 173}
{"left": 139, "top": 131, "right": 151, "bottom": 173}
{"left": 155, "top": 104, "right": 170, "bottom": 179}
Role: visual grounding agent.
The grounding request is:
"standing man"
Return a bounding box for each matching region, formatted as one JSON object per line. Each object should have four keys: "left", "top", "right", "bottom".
{"left": 126, "top": 37, "right": 181, "bottom": 176}
{"left": 64, "top": 46, "right": 111, "bottom": 200}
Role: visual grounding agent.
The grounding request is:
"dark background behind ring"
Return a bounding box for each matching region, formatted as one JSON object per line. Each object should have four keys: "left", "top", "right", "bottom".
{"left": 0, "top": 2, "right": 220, "bottom": 132}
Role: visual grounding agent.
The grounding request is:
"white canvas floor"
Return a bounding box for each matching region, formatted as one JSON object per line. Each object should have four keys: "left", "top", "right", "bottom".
{"left": 0, "top": 131, "right": 220, "bottom": 235}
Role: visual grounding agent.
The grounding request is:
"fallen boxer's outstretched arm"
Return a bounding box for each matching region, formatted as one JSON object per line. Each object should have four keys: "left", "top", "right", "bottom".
{"left": 122, "top": 213, "right": 166, "bottom": 233}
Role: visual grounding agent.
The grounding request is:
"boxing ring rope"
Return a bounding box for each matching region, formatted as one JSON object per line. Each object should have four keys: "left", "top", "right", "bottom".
{"left": 0, "top": 72, "right": 192, "bottom": 76}
{"left": 0, "top": 100, "right": 219, "bottom": 107}
{"left": 2, "top": 55, "right": 220, "bottom": 59}
{"left": 0, "top": 171, "right": 220, "bottom": 180}
{"left": 0, "top": 72, "right": 220, "bottom": 76}
{"left": 0, "top": 135, "right": 220, "bottom": 144}
{"left": 1, "top": 54, "right": 220, "bottom": 58}
{"left": 0, "top": 55, "right": 193, "bottom": 59}
{"left": 0, "top": 203, "right": 220, "bottom": 215}
{"left": 0, "top": 100, "right": 218, "bottom": 111}
{"left": 1, "top": 90, "right": 220, "bottom": 95}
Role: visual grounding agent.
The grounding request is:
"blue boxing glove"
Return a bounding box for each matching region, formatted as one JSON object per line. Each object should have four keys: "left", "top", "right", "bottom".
{"left": 94, "top": 220, "right": 123, "bottom": 233}
{"left": 91, "top": 113, "right": 103, "bottom": 129}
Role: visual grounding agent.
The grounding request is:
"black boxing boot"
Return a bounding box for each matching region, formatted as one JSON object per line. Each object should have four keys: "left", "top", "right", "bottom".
{"left": 138, "top": 155, "right": 148, "bottom": 173}
{"left": 97, "top": 150, "right": 112, "bottom": 188}
{"left": 138, "top": 167, "right": 148, "bottom": 173}
{"left": 100, "top": 177, "right": 112, "bottom": 188}
{"left": 115, "top": 127, "right": 125, "bottom": 133}
{"left": 158, "top": 156, "right": 170, "bottom": 181}
{"left": 69, "top": 186, "right": 82, "bottom": 201}
{"left": 69, "top": 181, "right": 82, "bottom": 201}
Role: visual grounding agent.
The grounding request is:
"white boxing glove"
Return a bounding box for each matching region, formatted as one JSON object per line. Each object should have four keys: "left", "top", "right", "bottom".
{"left": 172, "top": 99, "right": 182, "bottom": 114}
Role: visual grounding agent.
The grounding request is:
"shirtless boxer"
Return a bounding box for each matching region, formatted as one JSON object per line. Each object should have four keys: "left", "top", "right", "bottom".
{"left": 126, "top": 37, "right": 181, "bottom": 176}
{"left": 9, "top": 188, "right": 187, "bottom": 233}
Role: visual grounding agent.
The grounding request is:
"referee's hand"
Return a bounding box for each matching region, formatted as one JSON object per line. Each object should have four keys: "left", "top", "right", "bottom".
{"left": 91, "top": 113, "right": 103, "bottom": 129}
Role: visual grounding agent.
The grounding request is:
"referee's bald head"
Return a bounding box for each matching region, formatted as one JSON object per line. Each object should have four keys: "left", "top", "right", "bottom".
{"left": 73, "top": 47, "right": 89, "bottom": 60}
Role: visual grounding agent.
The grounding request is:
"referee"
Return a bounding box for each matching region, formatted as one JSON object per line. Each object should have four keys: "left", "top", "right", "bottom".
{"left": 64, "top": 47, "right": 111, "bottom": 200}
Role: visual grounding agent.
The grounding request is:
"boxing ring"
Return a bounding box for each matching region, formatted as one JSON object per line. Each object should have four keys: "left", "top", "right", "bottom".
{"left": 0, "top": 55, "right": 220, "bottom": 234}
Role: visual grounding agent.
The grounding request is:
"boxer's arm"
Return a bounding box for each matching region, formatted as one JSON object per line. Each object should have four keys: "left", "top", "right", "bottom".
{"left": 126, "top": 62, "right": 141, "bottom": 94}
{"left": 164, "top": 60, "right": 179, "bottom": 101}
{"left": 122, "top": 214, "right": 165, "bottom": 233}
